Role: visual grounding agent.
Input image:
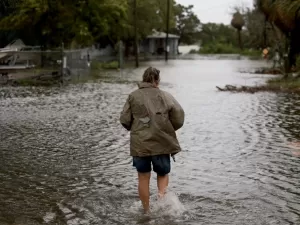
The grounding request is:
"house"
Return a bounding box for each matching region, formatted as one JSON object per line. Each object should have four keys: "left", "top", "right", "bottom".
{"left": 140, "top": 31, "right": 180, "bottom": 56}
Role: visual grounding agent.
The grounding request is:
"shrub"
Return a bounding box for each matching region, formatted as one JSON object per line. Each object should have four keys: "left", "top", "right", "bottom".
{"left": 199, "top": 43, "right": 239, "bottom": 54}
{"left": 91, "top": 61, "right": 119, "bottom": 70}
{"left": 198, "top": 43, "right": 260, "bottom": 57}
{"left": 189, "top": 49, "right": 198, "bottom": 54}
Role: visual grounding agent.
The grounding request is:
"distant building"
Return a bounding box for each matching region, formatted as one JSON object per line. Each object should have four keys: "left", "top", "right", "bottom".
{"left": 140, "top": 30, "right": 180, "bottom": 56}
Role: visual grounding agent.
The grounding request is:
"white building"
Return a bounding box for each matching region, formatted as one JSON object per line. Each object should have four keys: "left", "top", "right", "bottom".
{"left": 140, "top": 30, "right": 180, "bottom": 55}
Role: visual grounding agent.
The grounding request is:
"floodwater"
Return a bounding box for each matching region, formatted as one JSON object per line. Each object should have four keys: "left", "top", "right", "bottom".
{"left": 0, "top": 58, "right": 300, "bottom": 225}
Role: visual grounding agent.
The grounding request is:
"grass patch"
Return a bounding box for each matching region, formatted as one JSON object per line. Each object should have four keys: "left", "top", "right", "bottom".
{"left": 197, "top": 43, "right": 261, "bottom": 58}
{"left": 91, "top": 61, "right": 119, "bottom": 70}
{"left": 296, "top": 55, "right": 300, "bottom": 73}
{"left": 199, "top": 43, "right": 238, "bottom": 54}
{"left": 15, "top": 78, "right": 61, "bottom": 87}
{"left": 267, "top": 76, "right": 300, "bottom": 89}
{"left": 240, "top": 49, "right": 262, "bottom": 58}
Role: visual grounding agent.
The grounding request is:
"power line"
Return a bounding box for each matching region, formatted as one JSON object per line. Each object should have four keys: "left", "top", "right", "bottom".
{"left": 165, "top": 0, "right": 170, "bottom": 62}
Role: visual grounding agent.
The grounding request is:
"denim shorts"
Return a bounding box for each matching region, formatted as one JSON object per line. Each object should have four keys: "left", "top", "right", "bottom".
{"left": 132, "top": 154, "right": 171, "bottom": 176}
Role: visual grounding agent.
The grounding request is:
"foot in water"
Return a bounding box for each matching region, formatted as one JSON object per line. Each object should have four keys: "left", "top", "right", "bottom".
{"left": 140, "top": 192, "right": 167, "bottom": 215}
{"left": 158, "top": 192, "right": 166, "bottom": 200}
{"left": 137, "top": 214, "right": 151, "bottom": 224}
{"left": 143, "top": 208, "right": 150, "bottom": 215}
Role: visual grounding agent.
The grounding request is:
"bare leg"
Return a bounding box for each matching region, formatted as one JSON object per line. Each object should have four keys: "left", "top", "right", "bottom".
{"left": 157, "top": 175, "right": 169, "bottom": 199}
{"left": 138, "top": 172, "right": 151, "bottom": 213}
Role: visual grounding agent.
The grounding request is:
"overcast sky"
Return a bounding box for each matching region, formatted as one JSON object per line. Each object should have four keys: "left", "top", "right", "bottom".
{"left": 176, "top": 0, "right": 254, "bottom": 24}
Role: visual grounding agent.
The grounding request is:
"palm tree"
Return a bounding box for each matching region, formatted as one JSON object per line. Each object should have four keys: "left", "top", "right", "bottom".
{"left": 231, "top": 11, "right": 245, "bottom": 50}
{"left": 256, "top": 0, "right": 300, "bottom": 32}
{"left": 256, "top": 0, "right": 300, "bottom": 68}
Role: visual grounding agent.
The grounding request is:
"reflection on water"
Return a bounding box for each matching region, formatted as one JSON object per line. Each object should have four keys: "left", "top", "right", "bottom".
{"left": 0, "top": 59, "right": 299, "bottom": 225}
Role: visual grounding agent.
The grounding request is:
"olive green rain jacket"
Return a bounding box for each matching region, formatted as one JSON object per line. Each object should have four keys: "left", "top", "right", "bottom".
{"left": 120, "top": 82, "right": 185, "bottom": 157}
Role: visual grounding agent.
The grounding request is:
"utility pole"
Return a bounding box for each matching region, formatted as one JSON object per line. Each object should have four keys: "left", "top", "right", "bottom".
{"left": 134, "top": 0, "right": 139, "bottom": 68}
{"left": 61, "top": 42, "right": 64, "bottom": 85}
{"left": 165, "top": 0, "right": 170, "bottom": 61}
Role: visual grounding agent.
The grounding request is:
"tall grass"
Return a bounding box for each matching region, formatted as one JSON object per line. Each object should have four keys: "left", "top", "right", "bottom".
{"left": 195, "top": 43, "right": 261, "bottom": 57}
{"left": 90, "top": 61, "right": 119, "bottom": 70}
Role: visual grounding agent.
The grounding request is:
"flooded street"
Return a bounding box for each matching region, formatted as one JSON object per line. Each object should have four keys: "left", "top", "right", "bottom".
{"left": 0, "top": 58, "right": 300, "bottom": 225}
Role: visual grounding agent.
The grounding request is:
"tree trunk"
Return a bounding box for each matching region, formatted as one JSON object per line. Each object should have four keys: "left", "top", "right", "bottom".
{"left": 133, "top": 0, "right": 139, "bottom": 68}
{"left": 283, "top": 35, "right": 290, "bottom": 78}
{"left": 165, "top": 0, "right": 170, "bottom": 61}
{"left": 124, "top": 41, "right": 130, "bottom": 58}
{"left": 177, "top": 39, "right": 181, "bottom": 54}
{"left": 40, "top": 35, "right": 47, "bottom": 68}
{"left": 238, "top": 29, "right": 243, "bottom": 50}
{"left": 289, "top": 28, "right": 300, "bottom": 68}
{"left": 263, "top": 17, "right": 267, "bottom": 48}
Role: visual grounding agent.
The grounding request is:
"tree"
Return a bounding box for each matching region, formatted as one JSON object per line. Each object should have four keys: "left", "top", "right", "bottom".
{"left": 0, "top": 0, "right": 128, "bottom": 48}
{"left": 197, "top": 3, "right": 294, "bottom": 56}
{"left": 231, "top": 11, "right": 245, "bottom": 50}
{"left": 120, "top": 0, "right": 177, "bottom": 58}
{"left": 0, "top": 0, "right": 196, "bottom": 60}
{"left": 199, "top": 23, "right": 237, "bottom": 46}
{"left": 243, "top": 7, "right": 267, "bottom": 49}
{"left": 154, "top": 0, "right": 176, "bottom": 32}
{"left": 172, "top": 4, "right": 201, "bottom": 48}
{"left": 0, "top": 0, "right": 20, "bottom": 47}
{"left": 256, "top": 0, "right": 300, "bottom": 68}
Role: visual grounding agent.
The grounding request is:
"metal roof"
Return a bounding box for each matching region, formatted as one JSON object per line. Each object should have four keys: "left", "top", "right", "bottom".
{"left": 147, "top": 31, "right": 180, "bottom": 39}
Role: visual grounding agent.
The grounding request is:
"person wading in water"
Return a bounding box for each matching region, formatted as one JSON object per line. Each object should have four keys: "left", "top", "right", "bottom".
{"left": 120, "top": 67, "right": 185, "bottom": 213}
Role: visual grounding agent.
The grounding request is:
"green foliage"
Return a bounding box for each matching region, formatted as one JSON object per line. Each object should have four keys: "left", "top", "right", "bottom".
{"left": 198, "top": 42, "right": 258, "bottom": 55}
{"left": 267, "top": 77, "right": 300, "bottom": 89}
{"left": 155, "top": 0, "right": 176, "bottom": 31}
{"left": 199, "top": 43, "right": 239, "bottom": 54}
{"left": 0, "top": 0, "right": 180, "bottom": 48}
{"left": 0, "top": 0, "right": 129, "bottom": 47}
{"left": 91, "top": 61, "right": 119, "bottom": 70}
{"left": 121, "top": 0, "right": 177, "bottom": 43}
{"left": 257, "top": 0, "right": 300, "bottom": 67}
{"left": 296, "top": 55, "right": 300, "bottom": 73}
{"left": 257, "top": 0, "right": 300, "bottom": 33}
{"left": 243, "top": 7, "right": 273, "bottom": 49}
{"left": 171, "top": 4, "right": 201, "bottom": 45}
{"left": 198, "top": 5, "right": 281, "bottom": 56}
{"left": 102, "top": 61, "right": 119, "bottom": 70}
{"left": 200, "top": 23, "right": 238, "bottom": 47}
{"left": 16, "top": 77, "right": 60, "bottom": 87}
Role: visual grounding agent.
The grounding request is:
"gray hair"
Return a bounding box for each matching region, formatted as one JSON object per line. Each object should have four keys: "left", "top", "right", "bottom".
{"left": 143, "top": 67, "right": 160, "bottom": 83}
